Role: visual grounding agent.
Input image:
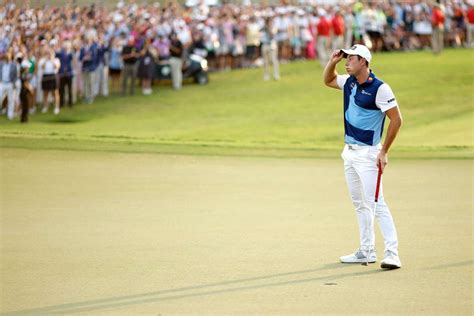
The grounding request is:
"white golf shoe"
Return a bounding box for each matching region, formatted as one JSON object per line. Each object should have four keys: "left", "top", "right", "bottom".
{"left": 380, "top": 250, "right": 402, "bottom": 269}
{"left": 340, "top": 249, "right": 377, "bottom": 263}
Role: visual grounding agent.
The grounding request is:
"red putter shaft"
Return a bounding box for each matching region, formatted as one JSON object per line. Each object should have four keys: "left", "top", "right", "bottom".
{"left": 375, "top": 165, "right": 383, "bottom": 203}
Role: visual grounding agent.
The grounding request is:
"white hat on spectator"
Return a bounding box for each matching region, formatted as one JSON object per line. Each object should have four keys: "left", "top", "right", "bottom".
{"left": 340, "top": 44, "right": 372, "bottom": 63}
{"left": 21, "top": 59, "right": 32, "bottom": 69}
{"left": 113, "top": 13, "right": 123, "bottom": 23}
{"left": 197, "top": 23, "right": 205, "bottom": 30}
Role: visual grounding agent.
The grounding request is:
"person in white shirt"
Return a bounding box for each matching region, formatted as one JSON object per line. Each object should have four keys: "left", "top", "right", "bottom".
{"left": 0, "top": 51, "right": 18, "bottom": 120}
{"left": 323, "top": 44, "right": 403, "bottom": 270}
{"left": 261, "top": 16, "right": 280, "bottom": 81}
{"left": 39, "top": 48, "right": 61, "bottom": 115}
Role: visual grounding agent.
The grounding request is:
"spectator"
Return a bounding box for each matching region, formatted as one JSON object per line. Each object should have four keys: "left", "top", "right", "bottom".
{"left": 216, "top": 13, "right": 235, "bottom": 71}
{"left": 95, "top": 34, "right": 109, "bottom": 97}
{"left": 108, "top": 36, "right": 124, "bottom": 94}
{"left": 316, "top": 9, "right": 331, "bottom": 67}
{"left": 169, "top": 32, "right": 183, "bottom": 90}
{"left": 297, "top": 10, "right": 312, "bottom": 60}
{"left": 0, "top": 50, "right": 18, "bottom": 120}
{"left": 246, "top": 16, "right": 261, "bottom": 66}
{"left": 362, "top": 2, "right": 385, "bottom": 52}
{"left": 56, "top": 40, "right": 74, "bottom": 107}
{"left": 203, "top": 18, "right": 219, "bottom": 70}
{"left": 332, "top": 7, "right": 345, "bottom": 50}
{"left": 344, "top": 6, "right": 355, "bottom": 49}
{"left": 80, "top": 36, "right": 98, "bottom": 104}
{"left": 153, "top": 34, "right": 171, "bottom": 61}
{"left": 137, "top": 38, "right": 158, "bottom": 95}
{"left": 233, "top": 17, "right": 246, "bottom": 69}
{"left": 72, "top": 38, "right": 83, "bottom": 104}
{"left": 466, "top": 3, "right": 474, "bottom": 48}
{"left": 402, "top": 8, "right": 416, "bottom": 50}
{"left": 19, "top": 55, "right": 34, "bottom": 123}
{"left": 121, "top": 36, "right": 139, "bottom": 96}
{"left": 289, "top": 10, "right": 303, "bottom": 60}
{"left": 189, "top": 30, "right": 208, "bottom": 58}
{"left": 414, "top": 11, "right": 433, "bottom": 50}
{"left": 261, "top": 16, "right": 280, "bottom": 81}
{"left": 39, "top": 48, "right": 60, "bottom": 114}
{"left": 300, "top": 10, "right": 314, "bottom": 59}
{"left": 431, "top": 3, "right": 445, "bottom": 54}
{"left": 274, "top": 8, "right": 290, "bottom": 61}
{"left": 451, "top": 2, "right": 465, "bottom": 47}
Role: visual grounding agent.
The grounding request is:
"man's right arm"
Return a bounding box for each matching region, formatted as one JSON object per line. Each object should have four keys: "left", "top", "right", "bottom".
{"left": 323, "top": 50, "right": 344, "bottom": 89}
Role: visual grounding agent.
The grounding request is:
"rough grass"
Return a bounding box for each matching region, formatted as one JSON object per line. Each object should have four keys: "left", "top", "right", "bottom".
{"left": 1, "top": 48, "right": 473, "bottom": 158}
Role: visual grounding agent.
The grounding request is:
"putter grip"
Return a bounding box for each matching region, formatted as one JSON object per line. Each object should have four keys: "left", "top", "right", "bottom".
{"left": 375, "top": 166, "right": 382, "bottom": 203}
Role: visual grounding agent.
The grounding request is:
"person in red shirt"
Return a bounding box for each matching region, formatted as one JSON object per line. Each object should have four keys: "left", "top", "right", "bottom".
{"left": 316, "top": 8, "right": 331, "bottom": 67}
{"left": 331, "top": 8, "right": 345, "bottom": 50}
{"left": 465, "top": 4, "right": 474, "bottom": 48}
{"left": 431, "top": 3, "right": 445, "bottom": 54}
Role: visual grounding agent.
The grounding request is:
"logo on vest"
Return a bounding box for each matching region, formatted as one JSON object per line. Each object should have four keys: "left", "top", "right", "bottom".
{"left": 361, "top": 90, "right": 372, "bottom": 96}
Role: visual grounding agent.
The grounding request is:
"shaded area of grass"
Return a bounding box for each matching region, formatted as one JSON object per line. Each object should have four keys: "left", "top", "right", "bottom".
{"left": 1, "top": 137, "right": 471, "bottom": 159}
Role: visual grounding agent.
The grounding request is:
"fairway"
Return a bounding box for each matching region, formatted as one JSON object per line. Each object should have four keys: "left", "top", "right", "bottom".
{"left": 1, "top": 148, "right": 472, "bottom": 315}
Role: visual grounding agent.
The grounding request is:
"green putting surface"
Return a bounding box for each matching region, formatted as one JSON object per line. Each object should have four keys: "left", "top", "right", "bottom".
{"left": 1, "top": 148, "right": 472, "bottom": 315}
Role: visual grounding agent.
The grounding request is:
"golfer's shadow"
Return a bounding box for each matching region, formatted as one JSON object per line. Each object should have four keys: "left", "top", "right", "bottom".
{"left": 3, "top": 262, "right": 383, "bottom": 315}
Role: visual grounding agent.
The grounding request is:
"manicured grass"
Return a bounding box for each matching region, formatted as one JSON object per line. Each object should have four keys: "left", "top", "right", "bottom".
{"left": 2, "top": 148, "right": 473, "bottom": 314}
{"left": 1, "top": 48, "right": 473, "bottom": 158}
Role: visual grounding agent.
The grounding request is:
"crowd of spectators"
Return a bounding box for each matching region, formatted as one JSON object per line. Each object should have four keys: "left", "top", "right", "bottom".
{"left": 1, "top": 0, "right": 473, "bottom": 122}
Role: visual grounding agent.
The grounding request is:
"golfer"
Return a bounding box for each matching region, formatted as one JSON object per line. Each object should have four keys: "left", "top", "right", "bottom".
{"left": 323, "top": 44, "right": 402, "bottom": 269}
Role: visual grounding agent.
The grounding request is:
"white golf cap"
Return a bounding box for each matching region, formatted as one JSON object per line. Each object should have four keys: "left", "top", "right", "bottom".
{"left": 340, "top": 44, "right": 372, "bottom": 63}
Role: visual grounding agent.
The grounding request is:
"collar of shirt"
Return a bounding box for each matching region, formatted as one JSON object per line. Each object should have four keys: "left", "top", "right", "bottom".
{"left": 352, "top": 70, "right": 376, "bottom": 88}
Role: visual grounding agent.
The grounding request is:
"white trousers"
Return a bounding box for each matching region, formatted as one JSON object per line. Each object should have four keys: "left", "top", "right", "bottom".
{"left": 341, "top": 144, "right": 399, "bottom": 255}
{"left": 466, "top": 23, "right": 474, "bottom": 48}
{"left": 169, "top": 57, "right": 183, "bottom": 90}
{"left": 0, "top": 82, "right": 15, "bottom": 120}
{"left": 262, "top": 43, "right": 280, "bottom": 80}
{"left": 431, "top": 27, "right": 444, "bottom": 54}
{"left": 94, "top": 63, "right": 109, "bottom": 97}
{"left": 332, "top": 35, "right": 344, "bottom": 51}
{"left": 316, "top": 36, "right": 330, "bottom": 67}
{"left": 82, "top": 70, "right": 97, "bottom": 103}
{"left": 344, "top": 29, "right": 353, "bottom": 49}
